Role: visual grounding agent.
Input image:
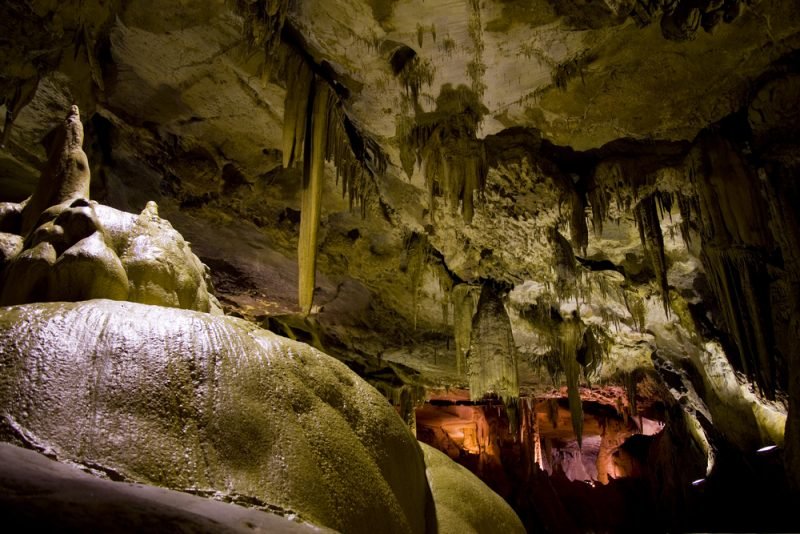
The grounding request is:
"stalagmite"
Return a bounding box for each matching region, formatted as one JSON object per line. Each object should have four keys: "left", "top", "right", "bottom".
{"left": 21, "top": 105, "right": 91, "bottom": 234}
{"left": 467, "top": 284, "right": 519, "bottom": 402}
{"left": 452, "top": 283, "right": 479, "bottom": 376}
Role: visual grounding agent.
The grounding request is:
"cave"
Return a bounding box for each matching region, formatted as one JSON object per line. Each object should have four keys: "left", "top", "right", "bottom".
{"left": 0, "top": 0, "right": 798, "bottom": 532}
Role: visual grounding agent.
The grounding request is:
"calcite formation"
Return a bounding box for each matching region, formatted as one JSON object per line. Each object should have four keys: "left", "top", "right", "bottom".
{"left": 0, "top": 106, "right": 218, "bottom": 313}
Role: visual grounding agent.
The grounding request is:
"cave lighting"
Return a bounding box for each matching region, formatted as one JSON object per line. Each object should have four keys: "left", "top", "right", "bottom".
{"left": 756, "top": 445, "right": 778, "bottom": 453}
{"left": 691, "top": 478, "right": 706, "bottom": 486}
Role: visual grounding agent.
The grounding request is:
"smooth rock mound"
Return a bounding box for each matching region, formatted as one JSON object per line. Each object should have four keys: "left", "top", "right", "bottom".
{"left": 420, "top": 442, "right": 525, "bottom": 534}
{"left": 0, "top": 300, "right": 429, "bottom": 534}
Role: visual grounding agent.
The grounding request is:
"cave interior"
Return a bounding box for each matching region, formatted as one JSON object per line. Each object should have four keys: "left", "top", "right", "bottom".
{"left": 1, "top": 0, "right": 799, "bottom": 532}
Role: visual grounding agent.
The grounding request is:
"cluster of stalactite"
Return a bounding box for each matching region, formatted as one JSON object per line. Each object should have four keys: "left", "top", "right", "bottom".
{"left": 231, "top": 0, "right": 291, "bottom": 71}
{"left": 467, "top": 284, "right": 519, "bottom": 404}
{"left": 373, "top": 382, "right": 427, "bottom": 433}
{"left": 587, "top": 157, "right": 688, "bottom": 316}
{"left": 452, "top": 284, "right": 479, "bottom": 376}
{"left": 397, "top": 55, "right": 435, "bottom": 111}
{"left": 622, "top": 288, "right": 647, "bottom": 332}
{"left": 402, "top": 84, "right": 488, "bottom": 224}
{"left": 282, "top": 51, "right": 384, "bottom": 313}
{"left": 630, "top": 0, "right": 749, "bottom": 41}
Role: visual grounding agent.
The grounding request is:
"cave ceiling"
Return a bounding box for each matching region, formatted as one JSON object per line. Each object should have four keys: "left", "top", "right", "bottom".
{"left": 1, "top": 0, "right": 798, "bottom": 445}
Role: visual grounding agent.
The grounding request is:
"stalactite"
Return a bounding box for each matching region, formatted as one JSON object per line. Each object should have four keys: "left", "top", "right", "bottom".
{"left": 282, "top": 52, "right": 313, "bottom": 168}
{"left": 588, "top": 185, "right": 608, "bottom": 236}
{"left": 548, "top": 227, "right": 577, "bottom": 300}
{"left": 280, "top": 50, "right": 385, "bottom": 313}
{"left": 403, "top": 232, "right": 431, "bottom": 329}
{"left": 547, "top": 399, "right": 560, "bottom": 430}
{"left": 506, "top": 396, "right": 520, "bottom": 435}
{"left": 676, "top": 192, "right": 699, "bottom": 249}
{"left": 624, "top": 371, "right": 638, "bottom": 421}
{"left": 634, "top": 195, "right": 670, "bottom": 314}
{"left": 1, "top": 77, "right": 39, "bottom": 149}
{"left": 467, "top": 283, "right": 519, "bottom": 403}
{"left": 452, "top": 284, "right": 479, "bottom": 376}
{"left": 297, "top": 79, "right": 330, "bottom": 315}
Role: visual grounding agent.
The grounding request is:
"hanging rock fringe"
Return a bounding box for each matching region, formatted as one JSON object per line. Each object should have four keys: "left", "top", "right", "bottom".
{"left": 282, "top": 52, "right": 383, "bottom": 313}
{"left": 403, "top": 85, "right": 488, "bottom": 224}
{"left": 468, "top": 284, "right": 519, "bottom": 403}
